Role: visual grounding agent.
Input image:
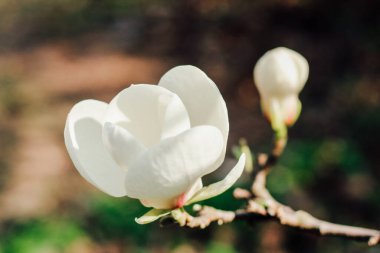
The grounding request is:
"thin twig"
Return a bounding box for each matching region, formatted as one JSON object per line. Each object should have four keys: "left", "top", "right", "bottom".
{"left": 247, "top": 187, "right": 380, "bottom": 246}
{"left": 184, "top": 197, "right": 380, "bottom": 246}
{"left": 185, "top": 205, "right": 235, "bottom": 228}
{"left": 181, "top": 135, "right": 380, "bottom": 246}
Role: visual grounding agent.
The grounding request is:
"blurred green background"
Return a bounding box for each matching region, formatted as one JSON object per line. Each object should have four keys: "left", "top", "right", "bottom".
{"left": 0, "top": 0, "right": 380, "bottom": 252}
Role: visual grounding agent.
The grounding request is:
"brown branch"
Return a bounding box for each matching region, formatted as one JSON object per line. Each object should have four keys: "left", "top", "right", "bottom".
{"left": 247, "top": 186, "right": 380, "bottom": 246}
{"left": 185, "top": 205, "right": 236, "bottom": 228}
{"left": 184, "top": 194, "right": 380, "bottom": 246}
{"left": 181, "top": 136, "right": 380, "bottom": 246}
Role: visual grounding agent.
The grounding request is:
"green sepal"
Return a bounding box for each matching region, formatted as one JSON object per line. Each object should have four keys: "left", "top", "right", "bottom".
{"left": 135, "top": 209, "right": 171, "bottom": 225}
{"left": 171, "top": 208, "right": 187, "bottom": 226}
{"left": 239, "top": 138, "right": 255, "bottom": 173}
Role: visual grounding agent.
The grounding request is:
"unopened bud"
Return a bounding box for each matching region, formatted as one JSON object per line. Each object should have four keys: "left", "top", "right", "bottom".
{"left": 253, "top": 47, "right": 309, "bottom": 127}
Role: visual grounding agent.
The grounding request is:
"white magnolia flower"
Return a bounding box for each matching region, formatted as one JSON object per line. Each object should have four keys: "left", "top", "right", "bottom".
{"left": 253, "top": 47, "right": 309, "bottom": 126}
{"left": 64, "top": 65, "right": 246, "bottom": 222}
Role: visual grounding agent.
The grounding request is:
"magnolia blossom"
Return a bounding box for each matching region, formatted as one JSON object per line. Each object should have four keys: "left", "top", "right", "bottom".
{"left": 64, "top": 65, "right": 246, "bottom": 216}
{"left": 253, "top": 47, "right": 309, "bottom": 126}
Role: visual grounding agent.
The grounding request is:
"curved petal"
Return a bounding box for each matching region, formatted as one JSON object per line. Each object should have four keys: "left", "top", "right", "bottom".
{"left": 125, "top": 125, "right": 224, "bottom": 204}
{"left": 261, "top": 95, "right": 300, "bottom": 127}
{"left": 158, "top": 65, "right": 229, "bottom": 166}
{"left": 102, "top": 122, "right": 146, "bottom": 170}
{"left": 254, "top": 47, "right": 304, "bottom": 97}
{"left": 104, "top": 84, "right": 190, "bottom": 148}
{"left": 140, "top": 197, "right": 177, "bottom": 210}
{"left": 279, "top": 95, "right": 301, "bottom": 126}
{"left": 184, "top": 178, "right": 203, "bottom": 202}
{"left": 64, "top": 100, "right": 127, "bottom": 197}
{"left": 186, "top": 153, "right": 246, "bottom": 205}
{"left": 140, "top": 178, "right": 203, "bottom": 209}
{"left": 253, "top": 47, "right": 299, "bottom": 96}
{"left": 289, "top": 49, "right": 309, "bottom": 92}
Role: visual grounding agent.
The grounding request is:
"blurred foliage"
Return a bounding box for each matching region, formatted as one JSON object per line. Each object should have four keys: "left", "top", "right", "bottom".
{"left": 0, "top": 76, "right": 25, "bottom": 117}
{"left": 206, "top": 242, "right": 237, "bottom": 253}
{"left": 0, "top": 218, "right": 84, "bottom": 253}
{"left": 0, "top": 0, "right": 380, "bottom": 252}
{"left": 270, "top": 138, "right": 367, "bottom": 195}
{"left": 84, "top": 195, "right": 149, "bottom": 243}
{"left": 0, "top": 76, "right": 20, "bottom": 190}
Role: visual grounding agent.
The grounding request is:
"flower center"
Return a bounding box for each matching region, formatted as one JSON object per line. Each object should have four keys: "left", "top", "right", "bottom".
{"left": 175, "top": 192, "right": 187, "bottom": 208}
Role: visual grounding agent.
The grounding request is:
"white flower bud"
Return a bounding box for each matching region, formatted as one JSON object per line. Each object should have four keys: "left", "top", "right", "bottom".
{"left": 64, "top": 66, "right": 246, "bottom": 219}
{"left": 253, "top": 47, "right": 309, "bottom": 126}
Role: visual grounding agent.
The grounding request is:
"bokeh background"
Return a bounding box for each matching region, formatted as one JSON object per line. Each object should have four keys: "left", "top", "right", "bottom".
{"left": 0, "top": 0, "right": 380, "bottom": 252}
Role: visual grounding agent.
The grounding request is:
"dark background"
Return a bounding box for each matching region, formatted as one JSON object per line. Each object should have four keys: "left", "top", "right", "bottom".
{"left": 0, "top": 0, "right": 379, "bottom": 252}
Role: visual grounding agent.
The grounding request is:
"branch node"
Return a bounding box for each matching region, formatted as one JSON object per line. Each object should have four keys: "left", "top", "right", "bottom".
{"left": 248, "top": 199, "right": 267, "bottom": 216}
{"left": 369, "top": 235, "right": 380, "bottom": 246}
{"left": 185, "top": 206, "right": 235, "bottom": 228}
{"left": 233, "top": 188, "right": 252, "bottom": 199}
{"left": 257, "top": 153, "right": 268, "bottom": 166}
{"left": 192, "top": 204, "right": 202, "bottom": 212}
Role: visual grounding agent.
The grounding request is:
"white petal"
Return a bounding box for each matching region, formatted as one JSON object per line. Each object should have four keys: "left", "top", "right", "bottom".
{"left": 140, "top": 197, "right": 177, "bottom": 210}
{"left": 186, "top": 154, "right": 246, "bottom": 205}
{"left": 64, "top": 100, "right": 127, "bottom": 197}
{"left": 279, "top": 95, "right": 301, "bottom": 125}
{"left": 289, "top": 49, "right": 309, "bottom": 91}
{"left": 104, "top": 84, "right": 190, "bottom": 148}
{"left": 261, "top": 95, "right": 300, "bottom": 126}
{"left": 125, "top": 125, "right": 224, "bottom": 203}
{"left": 184, "top": 178, "right": 203, "bottom": 202}
{"left": 158, "top": 65, "right": 229, "bottom": 164}
{"left": 254, "top": 47, "right": 308, "bottom": 97}
{"left": 102, "top": 122, "right": 146, "bottom": 170}
{"left": 135, "top": 209, "right": 170, "bottom": 225}
{"left": 140, "top": 179, "right": 203, "bottom": 209}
